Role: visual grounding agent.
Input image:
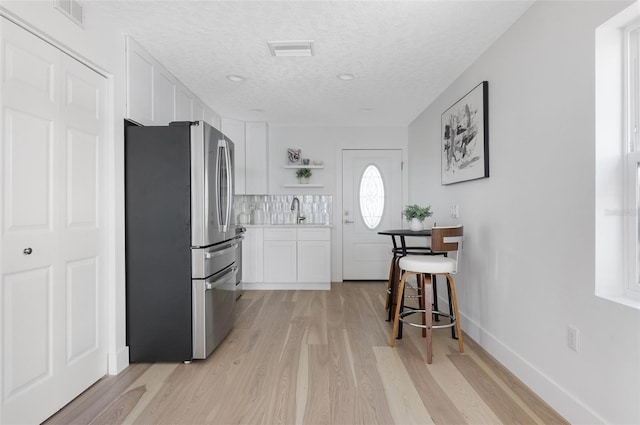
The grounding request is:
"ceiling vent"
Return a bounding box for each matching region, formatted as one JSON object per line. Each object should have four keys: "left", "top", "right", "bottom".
{"left": 267, "top": 41, "right": 314, "bottom": 57}
{"left": 54, "top": 0, "right": 85, "bottom": 28}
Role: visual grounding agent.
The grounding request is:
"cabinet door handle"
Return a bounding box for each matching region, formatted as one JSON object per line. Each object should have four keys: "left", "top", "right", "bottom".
{"left": 23, "top": 247, "right": 33, "bottom": 255}
{"left": 344, "top": 220, "right": 354, "bottom": 224}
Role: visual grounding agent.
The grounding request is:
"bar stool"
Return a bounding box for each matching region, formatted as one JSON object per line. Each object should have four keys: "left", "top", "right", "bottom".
{"left": 389, "top": 225, "right": 464, "bottom": 363}
{"left": 386, "top": 246, "right": 447, "bottom": 338}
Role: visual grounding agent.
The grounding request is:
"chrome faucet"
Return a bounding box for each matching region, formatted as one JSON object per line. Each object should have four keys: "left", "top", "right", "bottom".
{"left": 290, "top": 197, "right": 306, "bottom": 224}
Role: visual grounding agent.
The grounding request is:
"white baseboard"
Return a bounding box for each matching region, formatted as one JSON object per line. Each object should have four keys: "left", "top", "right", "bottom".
{"left": 243, "top": 282, "right": 330, "bottom": 291}
{"left": 459, "top": 313, "right": 606, "bottom": 425}
{"left": 107, "top": 346, "right": 129, "bottom": 375}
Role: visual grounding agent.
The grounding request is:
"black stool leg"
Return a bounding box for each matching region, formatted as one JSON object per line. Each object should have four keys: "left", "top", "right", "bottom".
{"left": 432, "top": 274, "right": 440, "bottom": 322}
{"left": 386, "top": 255, "right": 397, "bottom": 322}
{"left": 397, "top": 267, "right": 405, "bottom": 339}
{"left": 446, "top": 278, "right": 457, "bottom": 339}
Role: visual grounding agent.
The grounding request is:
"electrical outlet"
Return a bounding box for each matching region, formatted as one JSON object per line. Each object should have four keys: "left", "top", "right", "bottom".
{"left": 567, "top": 325, "right": 579, "bottom": 352}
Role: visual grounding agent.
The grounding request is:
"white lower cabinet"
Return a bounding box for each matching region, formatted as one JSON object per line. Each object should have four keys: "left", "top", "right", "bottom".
{"left": 297, "top": 241, "right": 330, "bottom": 282}
{"left": 243, "top": 226, "right": 330, "bottom": 289}
{"left": 264, "top": 241, "right": 297, "bottom": 282}
{"left": 263, "top": 228, "right": 297, "bottom": 283}
{"left": 242, "top": 228, "right": 263, "bottom": 283}
{"left": 297, "top": 228, "right": 330, "bottom": 283}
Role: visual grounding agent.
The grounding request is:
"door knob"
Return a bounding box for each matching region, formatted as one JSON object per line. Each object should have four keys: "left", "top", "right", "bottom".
{"left": 23, "top": 248, "right": 32, "bottom": 255}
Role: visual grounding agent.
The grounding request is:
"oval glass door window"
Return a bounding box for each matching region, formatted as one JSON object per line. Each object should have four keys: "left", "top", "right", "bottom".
{"left": 359, "top": 165, "right": 385, "bottom": 229}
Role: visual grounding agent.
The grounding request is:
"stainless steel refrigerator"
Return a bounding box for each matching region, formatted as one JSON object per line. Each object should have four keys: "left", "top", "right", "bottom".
{"left": 125, "top": 120, "right": 241, "bottom": 362}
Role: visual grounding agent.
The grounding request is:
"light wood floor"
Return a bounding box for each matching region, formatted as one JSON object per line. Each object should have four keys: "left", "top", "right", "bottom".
{"left": 45, "top": 282, "right": 567, "bottom": 425}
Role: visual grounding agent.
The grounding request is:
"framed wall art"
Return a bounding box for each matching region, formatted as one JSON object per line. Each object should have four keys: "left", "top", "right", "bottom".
{"left": 287, "top": 148, "right": 301, "bottom": 164}
{"left": 441, "top": 81, "right": 489, "bottom": 185}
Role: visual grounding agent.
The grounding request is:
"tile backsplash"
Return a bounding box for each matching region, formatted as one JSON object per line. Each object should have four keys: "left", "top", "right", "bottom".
{"left": 234, "top": 195, "right": 332, "bottom": 225}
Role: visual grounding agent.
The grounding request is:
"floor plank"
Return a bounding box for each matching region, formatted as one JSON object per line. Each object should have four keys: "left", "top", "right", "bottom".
{"left": 374, "top": 346, "right": 435, "bottom": 425}
{"left": 44, "top": 282, "right": 568, "bottom": 425}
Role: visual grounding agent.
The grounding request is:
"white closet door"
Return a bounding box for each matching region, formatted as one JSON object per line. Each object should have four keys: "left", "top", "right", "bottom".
{"left": 57, "top": 51, "right": 107, "bottom": 409}
{"left": 1, "top": 18, "right": 107, "bottom": 424}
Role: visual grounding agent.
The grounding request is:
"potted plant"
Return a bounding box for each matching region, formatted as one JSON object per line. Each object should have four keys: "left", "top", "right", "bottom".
{"left": 296, "top": 168, "right": 312, "bottom": 184}
{"left": 403, "top": 204, "right": 433, "bottom": 231}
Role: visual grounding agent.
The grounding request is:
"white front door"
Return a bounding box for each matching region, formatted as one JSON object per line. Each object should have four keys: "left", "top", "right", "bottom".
{"left": 342, "top": 150, "right": 402, "bottom": 280}
{"left": 1, "top": 19, "right": 107, "bottom": 424}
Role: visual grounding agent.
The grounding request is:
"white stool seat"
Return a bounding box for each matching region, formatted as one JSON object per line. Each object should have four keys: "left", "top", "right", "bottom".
{"left": 399, "top": 255, "right": 456, "bottom": 274}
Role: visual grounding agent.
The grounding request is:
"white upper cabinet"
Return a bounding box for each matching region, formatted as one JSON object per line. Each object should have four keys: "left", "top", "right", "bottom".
{"left": 245, "top": 121, "right": 269, "bottom": 194}
{"left": 206, "top": 107, "right": 221, "bottom": 130}
{"left": 126, "top": 40, "right": 154, "bottom": 124}
{"left": 175, "top": 83, "right": 193, "bottom": 121}
{"left": 153, "top": 65, "right": 175, "bottom": 124}
{"left": 126, "top": 37, "right": 175, "bottom": 125}
{"left": 221, "top": 117, "right": 246, "bottom": 194}
{"left": 125, "top": 36, "right": 218, "bottom": 126}
{"left": 221, "top": 119, "right": 269, "bottom": 195}
{"left": 192, "top": 100, "right": 205, "bottom": 123}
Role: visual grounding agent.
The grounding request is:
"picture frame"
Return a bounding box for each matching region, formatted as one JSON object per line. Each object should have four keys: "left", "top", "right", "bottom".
{"left": 287, "top": 148, "right": 301, "bottom": 164}
{"left": 441, "top": 81, "right": 489, "bottom": 185}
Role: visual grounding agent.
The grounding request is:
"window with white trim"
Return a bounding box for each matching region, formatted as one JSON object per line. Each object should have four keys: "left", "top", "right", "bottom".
{"left": 595, "top": 2, "right": 640, "bottom": 309}
{"left": 626, "top": 20, "right": 640, "bottom": 292}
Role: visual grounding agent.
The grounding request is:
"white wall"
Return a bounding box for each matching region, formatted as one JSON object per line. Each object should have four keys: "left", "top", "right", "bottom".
{"left": 1, "top": 0, "right": 130, "bottom": 374}
{"left": 407, "top": 1, "right": 640, "bottom": 423}
{"left": 269, "top": 126, "right": 408, "bottom": 281}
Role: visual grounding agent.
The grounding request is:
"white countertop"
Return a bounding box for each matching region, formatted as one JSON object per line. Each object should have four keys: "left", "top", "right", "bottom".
{"left": 242, "top": 224, "right": 332, "bottom": 228}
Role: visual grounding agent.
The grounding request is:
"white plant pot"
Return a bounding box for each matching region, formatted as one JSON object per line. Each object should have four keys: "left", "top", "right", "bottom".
{"left": 409, "top": 218, "right": 423, "bottom": 231}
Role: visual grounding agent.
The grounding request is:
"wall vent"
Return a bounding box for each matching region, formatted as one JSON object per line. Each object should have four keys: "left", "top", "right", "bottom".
{"left": 54, "top": 0, "right": 85, "bottom": 28}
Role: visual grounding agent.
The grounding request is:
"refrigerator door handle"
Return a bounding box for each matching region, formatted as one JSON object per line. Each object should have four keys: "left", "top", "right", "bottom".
{"left": 223, "top": 141, "right": 233, "bottom": 231}
{"left": 217, "top": 139, "right": 231, "bottom": 233}
{"left": 215, "top": 141, "right": 223, "bottom": 230}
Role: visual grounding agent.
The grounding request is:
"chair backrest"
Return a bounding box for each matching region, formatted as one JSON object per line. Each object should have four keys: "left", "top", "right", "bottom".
{"left": 431, "top": 225, "right": 464, "bottom": 273}
{"left": 431, "top": 225, "right": 463, "bottom": 252}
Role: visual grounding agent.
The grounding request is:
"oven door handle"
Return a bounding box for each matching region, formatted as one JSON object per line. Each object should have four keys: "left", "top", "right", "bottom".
{"left": 204, "top": 265, "right": 238, "bottom": 290}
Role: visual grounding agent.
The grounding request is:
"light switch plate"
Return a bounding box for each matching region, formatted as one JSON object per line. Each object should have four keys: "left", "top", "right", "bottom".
{"left": 451, "top": 204, "right": 459, "bottom": 218}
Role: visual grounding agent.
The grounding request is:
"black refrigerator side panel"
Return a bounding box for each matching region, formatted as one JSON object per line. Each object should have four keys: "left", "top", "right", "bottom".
{"left": 125, "top": 125, "right": 192, "bottom": 362}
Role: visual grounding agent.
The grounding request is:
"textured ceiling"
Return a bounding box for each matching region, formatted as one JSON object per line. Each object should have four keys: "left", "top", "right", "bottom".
{"left": 91, "top": 0, "right": 533, "bottom": 126}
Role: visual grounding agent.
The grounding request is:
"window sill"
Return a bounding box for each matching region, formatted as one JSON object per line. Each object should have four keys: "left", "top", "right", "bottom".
{"left": 595, "top": 290, "right": 640, "bottom": 311}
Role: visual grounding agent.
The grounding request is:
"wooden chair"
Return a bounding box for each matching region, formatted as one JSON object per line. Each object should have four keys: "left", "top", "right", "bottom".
{"left": 389, "top": 225, "right": 464, "bottom": 363}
